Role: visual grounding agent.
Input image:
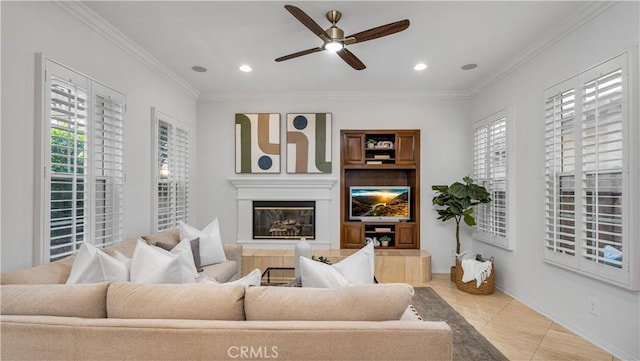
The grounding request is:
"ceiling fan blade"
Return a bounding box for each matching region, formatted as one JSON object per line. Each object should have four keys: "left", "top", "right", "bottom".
{"left": 336, "top": 48, "right": 366, "bottom": 70}
{"left": 345, "top": 19, "right": 410, "bottom": 44}
{"left": 284, "top": 5, "right": 330, "bottom": 41}
{"left": 275, "top": 47, "right": 324, "bottom": 62}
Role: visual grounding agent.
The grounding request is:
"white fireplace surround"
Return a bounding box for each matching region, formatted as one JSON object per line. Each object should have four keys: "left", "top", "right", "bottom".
{"left": 229, "top": 177, "right": 337, "bottom": 249}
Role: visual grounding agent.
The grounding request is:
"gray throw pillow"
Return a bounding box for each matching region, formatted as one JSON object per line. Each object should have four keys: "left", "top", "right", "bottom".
{"left": 157, "top": 238, "right": 203, "bottom": 272}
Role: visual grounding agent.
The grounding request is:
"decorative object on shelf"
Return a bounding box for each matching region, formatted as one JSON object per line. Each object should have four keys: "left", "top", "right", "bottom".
{"left": 294, "top": 238, "right": 312, "bottom": 277}
{"left": 365, "top": 237, "right": 380, "bottom": 247}
{"left": 379, "top": 235, "right": 391, "bottom": 247}
{"left": 431, "top": 176, "right": 491, "bottom": 281}
{"left": 366, "top": 138, "right": 377, "bottom": 148}
{"left": 376, "top": 141, "right": 394, "bottom": 148}
{"left": 235, "top": 113, "right": 281, "bottom": 174}
{"left": 286, "top": 113, "right": 332, "bottom": 174}
{"left": 311, "top": 255, "right": 331, "bottom": 264}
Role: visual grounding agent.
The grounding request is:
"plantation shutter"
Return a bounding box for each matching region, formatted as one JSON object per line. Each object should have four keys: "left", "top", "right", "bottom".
{"left": 42, "top": 59, "right": 125, "bottom": 263}
{"left": 93, "top": 84, "right": 125, "bottom": 247}
{"left": 544, "top": 53, "right": 633, "bottom": 288}
{"left": 47, "top": 73, "right": 90, "bottom": 261}
{"left": 473, "top": 111, "right": 509, "bottom": 247}
{"left": 545, "top": 82, "right": 577, "bottom": 263}
{"left": 581, "top": 67, "right": 624, "bottom": 269}
{"left": 153, "top": 110, "right": 189, "bottom": 231}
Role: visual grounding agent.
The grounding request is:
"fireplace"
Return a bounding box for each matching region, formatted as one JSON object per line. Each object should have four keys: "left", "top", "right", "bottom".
{"left": 253, "top": 201, "right": 315, "bottom": 240}
{"left": 229, "top": 177, "right": 336, "bottom": 249}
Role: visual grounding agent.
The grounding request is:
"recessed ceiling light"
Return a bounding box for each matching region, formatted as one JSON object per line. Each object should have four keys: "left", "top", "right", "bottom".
{"left": 239, "top": 64, "right": 252, "bottom": 72}
{"left": 413, "top": 63, "right": 428, "bottom": 71}
{"left": 461, "top": 63, "right": 478, "bottom": 70}
{"left": 191, "top": 66, "right": 207, "bottom": 73}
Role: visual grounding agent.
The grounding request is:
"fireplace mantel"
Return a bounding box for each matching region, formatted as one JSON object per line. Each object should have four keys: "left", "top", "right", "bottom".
{"left": 229, "top": 177, "right": 337, "bottom": 249}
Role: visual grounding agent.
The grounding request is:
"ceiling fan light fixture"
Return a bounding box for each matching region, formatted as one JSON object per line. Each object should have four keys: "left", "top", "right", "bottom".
{"left": 324, "top": 41, "right": 344, "bottom": 52}
{"left": 239, "top": 64, "right": 253, "bottom": 72}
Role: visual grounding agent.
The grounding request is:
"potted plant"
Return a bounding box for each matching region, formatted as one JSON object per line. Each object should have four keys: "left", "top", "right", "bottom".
{"left": 366, "top": 138, "right": 377, "bottom": 148}
{"left": 431, "top": 176, "right": 491, "bottom": 280}
{"left": 379, "top": 236, "right": 391, "bottom": 247}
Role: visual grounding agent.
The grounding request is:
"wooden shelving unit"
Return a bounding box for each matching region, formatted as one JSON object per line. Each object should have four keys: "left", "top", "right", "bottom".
{"left": 340, "top": 129, "right": 420, "bottom": 249}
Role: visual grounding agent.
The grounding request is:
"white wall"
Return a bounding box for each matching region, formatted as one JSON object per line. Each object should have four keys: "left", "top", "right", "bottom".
{"left": 470, "top": 3, "right": 639, "bottom": 360}
{"left": 196, "top": 96, "right": 471, "bottom": 273}
{"left": 0, "top": 2, "right": 197, "bottom": 271}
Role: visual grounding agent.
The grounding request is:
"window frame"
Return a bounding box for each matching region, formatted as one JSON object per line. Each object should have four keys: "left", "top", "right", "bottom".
{"left": 151, "top": 108, "right": 190, "bottom": 232}
{"left": 472, "top": 108, "right": 515, "bottom": 250}
{"left": 36, "top": 56, "right": 125, "bottom": 264}
{"left": 543, "top": 51, "right": 639, "bottom": 290}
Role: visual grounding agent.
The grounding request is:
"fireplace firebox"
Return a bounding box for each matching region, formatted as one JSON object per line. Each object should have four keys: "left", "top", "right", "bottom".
{"left": 253, "top": 201, "right": 315, "bottom": 240}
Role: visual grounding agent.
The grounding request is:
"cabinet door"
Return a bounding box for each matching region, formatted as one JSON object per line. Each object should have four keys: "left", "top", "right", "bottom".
{"left": 342, "top": 222, "right": 365, "bottom": 248}
{"left": 396, "top": 223, "right": 417, "bottom": 248}
{"left": 396, "top": 132, "right": 417, "bottom": 165}
{"left": 342, "top": 133, "right": 365, "bottom": 165}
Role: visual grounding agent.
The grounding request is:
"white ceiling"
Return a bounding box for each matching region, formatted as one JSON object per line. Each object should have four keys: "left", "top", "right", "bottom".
{"left": 83, "top": 1, "right": 587, "bottom": 99}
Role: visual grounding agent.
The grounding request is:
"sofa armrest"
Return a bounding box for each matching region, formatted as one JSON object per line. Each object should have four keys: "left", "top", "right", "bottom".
{"left": 222, "top": 243, "right": 242, "bottom": 280}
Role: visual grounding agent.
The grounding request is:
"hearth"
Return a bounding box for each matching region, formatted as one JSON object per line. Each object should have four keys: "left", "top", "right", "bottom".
{"left": 253, "top": 201, "right": 315, "bottom": 240}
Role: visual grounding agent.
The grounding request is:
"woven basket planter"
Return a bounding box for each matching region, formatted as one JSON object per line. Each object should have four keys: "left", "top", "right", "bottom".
{"left": 455, "top": 257, "right": 495, "bottom": 295}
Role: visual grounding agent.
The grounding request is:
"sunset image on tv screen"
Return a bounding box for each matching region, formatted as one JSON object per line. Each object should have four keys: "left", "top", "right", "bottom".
{"left": 351, "top": 188, "right": 409, "bottom": 218}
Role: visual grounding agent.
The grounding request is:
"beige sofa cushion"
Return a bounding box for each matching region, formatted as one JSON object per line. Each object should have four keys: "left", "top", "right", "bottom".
{"left": 141, "top": 228, "right": 180, "bottom": 247}
{"left": 107, "top": 282, "right": 246, "bottom": 320}
{"left": 245, "top": 283, "right": 415, "bottom": 321}
{"left": 1, "top": 283, "right": 109, "bottom": 318}
{"left": 199, "top": 260, "right": 238, "bottom": 282}
{"left": 0, "top": 257, "right": 74, "bottom": 285}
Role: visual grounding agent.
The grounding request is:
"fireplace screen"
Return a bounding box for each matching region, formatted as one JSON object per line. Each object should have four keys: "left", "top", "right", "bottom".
{"left": 253, "top": 201, "right": 315, "bottom": 240}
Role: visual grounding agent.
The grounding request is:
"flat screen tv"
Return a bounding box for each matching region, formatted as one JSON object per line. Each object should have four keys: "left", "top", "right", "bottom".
{"left": 349, "top": 186, "right": 410, "bottom": 221}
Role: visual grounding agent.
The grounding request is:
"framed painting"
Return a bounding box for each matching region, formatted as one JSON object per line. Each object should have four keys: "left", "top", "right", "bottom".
{"left": 235, "top": 113, "right": 281, "bottom": 173}
{"left": 286, "top": 113, "right": 332, "bottom": 174}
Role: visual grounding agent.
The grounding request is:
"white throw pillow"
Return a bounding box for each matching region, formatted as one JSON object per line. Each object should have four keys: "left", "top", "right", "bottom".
{"left": 112, "top": 250, "right": 131, "bottom": 281}
{"left": 179, "top": 219, "right": 227, "bottom": 266}
{"left": 170, "top": 238, "right": 199, "bottom": 278}
{"left": 130, "top": 239, "right": 195, "bottom": 284}
{"left": 66, "top": 242, "right": 128, "bottom": 284}
{"left": 199, "top": 268, "right": 262, "bottom": 287}
{"left": 300, "top": 242, "right": 375, "bottom": 288}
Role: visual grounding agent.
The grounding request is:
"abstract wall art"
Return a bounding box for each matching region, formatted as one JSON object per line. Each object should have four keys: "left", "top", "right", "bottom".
{"left": 235, "top": 113, "right": 281, "bottom": 173}
{"left": 286, "top": 113, "right": 332, "bottom": 174}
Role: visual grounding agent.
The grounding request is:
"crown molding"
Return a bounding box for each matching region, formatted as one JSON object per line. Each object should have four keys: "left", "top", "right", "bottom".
{"left": 199, "top": 89, "right": 472, "bottom": 103}
{"left": 469, "top": 1, "right": 617, "bottom": 97}
{"left": 54, "top": 1, "right": 200, "bottom": 100}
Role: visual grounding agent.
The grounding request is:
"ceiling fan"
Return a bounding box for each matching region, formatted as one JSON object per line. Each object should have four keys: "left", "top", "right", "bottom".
{"left": 275, "top": 5, "right": 410, "bottom": 70}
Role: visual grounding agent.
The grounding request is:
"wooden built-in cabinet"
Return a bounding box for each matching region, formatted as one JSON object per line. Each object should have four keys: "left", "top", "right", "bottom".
{"left": 340, "top": 129, "right": 420, "bottom": 249}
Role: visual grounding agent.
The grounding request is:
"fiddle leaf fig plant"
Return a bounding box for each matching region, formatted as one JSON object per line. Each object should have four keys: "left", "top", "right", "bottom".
{"left": 432, "top": 176, "right": 491, "bottom": 257}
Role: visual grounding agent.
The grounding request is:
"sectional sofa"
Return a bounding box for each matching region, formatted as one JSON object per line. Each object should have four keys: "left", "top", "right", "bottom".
{"left": 0, "top": 230, "right": 453, "bottom": 361}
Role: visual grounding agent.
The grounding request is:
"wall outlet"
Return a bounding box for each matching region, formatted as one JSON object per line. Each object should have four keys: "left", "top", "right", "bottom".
{"left": 587, "top": 296, "right": 599, "bottom": 316}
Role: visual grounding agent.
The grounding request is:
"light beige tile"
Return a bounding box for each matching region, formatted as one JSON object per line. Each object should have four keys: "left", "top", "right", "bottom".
{"left": 532, "top": 327, "right": 613, "bottom": 361}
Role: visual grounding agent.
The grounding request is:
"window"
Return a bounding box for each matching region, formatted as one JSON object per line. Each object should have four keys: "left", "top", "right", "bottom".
{"left": 40, "top": 59, "right": 125, "bottom": 263}
{"left": 473, "top": 109, "right": 512, "bottom": 250}
{"left": 544, "top": 52, "right": 638, "bottom": 289}
{"left": 152, "top": 108, "right": 189, "bottom": 231}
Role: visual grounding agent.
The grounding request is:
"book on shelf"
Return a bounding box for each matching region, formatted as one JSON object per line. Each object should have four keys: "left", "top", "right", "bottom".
{"left": 373, "top": 154, "right": 391, "bottom": 159}
{"left": 375, "top": 227, "right": 392, "bottom": 233}
{"left": 366, "top": 160, "right": 383, "bottom": 164}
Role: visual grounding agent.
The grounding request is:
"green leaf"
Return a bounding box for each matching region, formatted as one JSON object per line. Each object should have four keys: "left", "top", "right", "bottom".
{"left": 463, "top": 214, "right": 476, "bottom": 226}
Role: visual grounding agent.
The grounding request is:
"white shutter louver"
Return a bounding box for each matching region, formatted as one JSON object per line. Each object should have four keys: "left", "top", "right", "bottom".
{"left": 545, "top": 85, "right": 577, "bottom": 257}
{"left": 48, "top": 76, "right": 89, "bottom": 261}
{"left": 473, "top": 111, "right": 509, "bottom": 248}
{"left": 93, "top": 88, "right": 125, "bottom": 248}
{"left": 154, "top": 111, "right": 189, "bottom": 232}
{"left": 581, "top": 68, "right": 623, "bottom": 268}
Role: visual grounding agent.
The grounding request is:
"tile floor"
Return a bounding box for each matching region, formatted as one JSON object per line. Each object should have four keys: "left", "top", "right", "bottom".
{"left": 414, "top": 274, "right": 619, "bottom": 361}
